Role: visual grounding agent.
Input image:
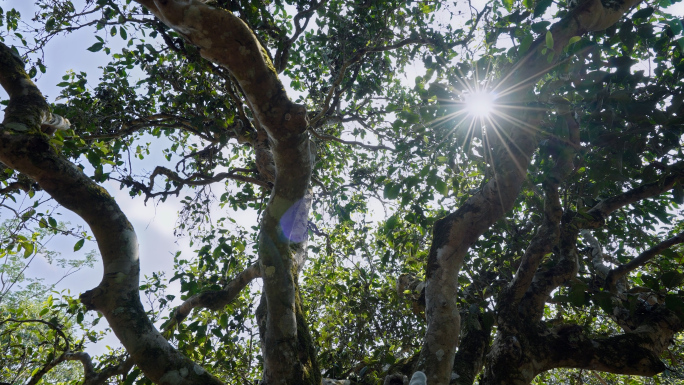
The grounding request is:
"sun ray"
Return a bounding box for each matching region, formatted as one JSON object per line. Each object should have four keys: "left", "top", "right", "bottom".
{"left": 484, "top": 116, "right": 529, "bottom": 178}
{"left": 433, "top": 108, "right": 477, "bottom": 148}
{"left": 492, "top": 50, "right": 588, "bottom": 99}
{"left": 428, "top": 54, "right": 561, "bottom": 173}
{"left": 465, "top": 91, "right": 497, "bottom": 118}
{"left": 490, "top": 109, "right": 544, "bottom": 136}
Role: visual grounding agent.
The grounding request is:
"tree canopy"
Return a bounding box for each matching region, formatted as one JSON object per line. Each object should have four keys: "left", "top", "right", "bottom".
{"left": 1, "top": 0, "right": 684, "bottom": 384}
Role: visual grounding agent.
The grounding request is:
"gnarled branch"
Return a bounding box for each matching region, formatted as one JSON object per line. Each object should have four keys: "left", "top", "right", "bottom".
{"left": 606, "top": 231, "right": 684, "bottom": 292}
{"left": 162, "top": 263, "right": 260, "bottom": 334}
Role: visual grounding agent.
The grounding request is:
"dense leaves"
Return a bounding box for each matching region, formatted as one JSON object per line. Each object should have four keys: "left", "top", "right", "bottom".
{"left": 1, "top": 0, "right": 684, "bottom": 384}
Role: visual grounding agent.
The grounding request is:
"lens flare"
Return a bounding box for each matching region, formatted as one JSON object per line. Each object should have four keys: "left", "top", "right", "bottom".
{"left": 465, "top": 91, "right": 496, "bottom": 118}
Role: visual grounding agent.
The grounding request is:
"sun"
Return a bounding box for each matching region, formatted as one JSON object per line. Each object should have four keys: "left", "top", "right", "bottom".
{"left": 464, "top": 91, "right": 497, "bottom": 118}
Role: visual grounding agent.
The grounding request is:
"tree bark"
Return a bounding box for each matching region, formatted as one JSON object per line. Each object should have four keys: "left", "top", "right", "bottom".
{"left": 451, "top": 309, "right": 493, "bottom": 385}
{"left": 0, "top": 42, "right": 224, "bottom": 385}
{"left": 418, "top": 0, "right": 646, "bottom": 383}
{"left": 481, "top": 305, "right": 682, "bottom": 385}
{"left": 417, "top": 111, "right": 540, "bottom": 384}
{"left": 129, "top": 1, "right": 319, "bottom": 383}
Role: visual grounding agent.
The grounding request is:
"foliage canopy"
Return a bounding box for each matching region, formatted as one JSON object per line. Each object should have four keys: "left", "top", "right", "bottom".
{"left": 1, "top": 0, "right": 684, "bottom": 384}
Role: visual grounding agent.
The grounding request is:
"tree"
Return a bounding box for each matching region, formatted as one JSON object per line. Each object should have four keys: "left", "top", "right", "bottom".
{"left": 1, "top": 0, "right": 684, "bottom": 384}
{"left": 0, "top": 217, "right": 101, "bottom": 385}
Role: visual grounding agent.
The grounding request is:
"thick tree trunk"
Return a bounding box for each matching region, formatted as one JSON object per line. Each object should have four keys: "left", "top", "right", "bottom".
{"left": 258, "top": 137, "right": 319, "bottom": 385}
{"left": 128, "top": 2, "right": 320, "bottom": 383}
{"left": 417, "top": 120, "right": 540, "bottom": 384}
{"left": 451, "top": 309, "right": 493, "bottom": 385}
{"left": 417, "top": 0, "right": 647, "bottom": 382}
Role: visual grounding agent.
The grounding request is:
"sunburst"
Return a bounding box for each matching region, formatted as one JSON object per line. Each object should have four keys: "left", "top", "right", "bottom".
{"left": 428, "top": 56, "right": 557, "bottom": 162}
{"left": 422, "top": 56, "right": 558, "bottom": 191}
{"left": 464, "top": 90, "right": 497, "bottom": 119}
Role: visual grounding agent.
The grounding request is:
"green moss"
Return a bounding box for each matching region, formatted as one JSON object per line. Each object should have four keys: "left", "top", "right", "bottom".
{"left": 87, "top": 182, "right": 112, "bottom": 199}
{"left": 261, "top": 44, "right": 278, "bottom": 77}
{"left": 295, "top": 282, "right": 321, "bottom": 385}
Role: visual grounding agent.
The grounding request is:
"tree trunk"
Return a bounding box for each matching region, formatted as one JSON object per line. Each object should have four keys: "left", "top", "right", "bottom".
{"left": 128, "top": 2, "right": 321, "bottom": 383}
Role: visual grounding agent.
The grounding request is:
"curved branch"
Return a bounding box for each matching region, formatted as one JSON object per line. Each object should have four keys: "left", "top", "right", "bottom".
{"left": 0, "top": 180, "right": 32, "bottom": 194}
{"left": 79, "top": 355, "right": 135, "bottom": 385}
{"left": 543, "top": 305, "right": 682, "bottom": 376}
{"left": 29, "top": 352, "right": 134, "bottom": 385}
{"left": 582, "top": 165, "right": 684, "bottom": 228}
{"left": 80, "top": 113, "right": 242, "bottom": 143}
{"left": 151, "top": 166, "right": 268, "bottom": 189}
{"left": 502, "top": 116, "right": 578, "bottom": 312}
{"left": 162, "top": 263, "right": 260, "bottom": 334}
{"left": 503, "top": 181, "right": 562, "bottom": 307}
{"left": 581, "top": 229, "right": 612, "bottom": 279}
{"left": 119, "top": 166, "right": 268, "bottom": 202}
{"left": 151, "top": 165, "right": 268, "bottom": 192}
{"left": 0, "top": 40, "right": 224, "bottom": 385}
{"left": 518, "top": 217, "right": 582, "bottom": 320}
{"left": 0, "top": 318, "right": 70, "bottom": 351}
{"left": 606, "top": 231, "right": 684, "bottom": 291}
{"left": 274, "top": 0, "right": 328, "bottom": 73}
{"left": 309, "top": 129, "right": 393, "bottom": 151}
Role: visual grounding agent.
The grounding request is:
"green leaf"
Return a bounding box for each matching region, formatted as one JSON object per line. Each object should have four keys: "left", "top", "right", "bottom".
{"left": 23, "top": 243, "right": 34, "bottom": 258}
{"left": 568, "top": 36, "right": 581, "bottom": 46}
{"left": 434, "top": 180, "right": 449, "bottom": 196}
{"left": 632, "top": 7, "right": 654, "bottom": 20}
{"left": 665, "top": 294, "right": 684, "bottom": 320}
{"left": 519, "top": 33, "right": 534, "bottom": 54}
{"left": 592, "top": 291, "right": 614, "bottom": 313}
{"left": 661, "top": 271, "right": 684, "bottom": 289}
{"left": 533, "top": 0, "right": 553, "bottom": 18}
{"left": 668, "top": 19, "right": 683, "bottom": 35}
{"left": 123, "top": 369, "right": 141, "bottom": 385}
{"left": 74, "top": 238, "right": 85, "bottom": 251}
{"left": 673, "top": 182, "right": 684, "bottom": 204}
{"left": 384, "top": 215, "right": 399, "bottom": 232}
{"left": 531, "top": 21, "right": 551, "bottom": 34}
{"left": 119, "top": 26, "right": 127, "bottom": 40}
{"left": 502, "top": 0, "right": 513, "bottom": 11}
{"left": 569, "top": 282, "right": 587, "bottom": 306}
{"left": 383, "top": 183, "right": 401, "bottom": 200}
{"left": 642, "top": 274, "right": 660, "bottom": 291}
{"left": 545, "top": 31, "right": 554, "bottom": 50}
{"left": 87, "top": 42, "right": 104, "bottom": 52}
